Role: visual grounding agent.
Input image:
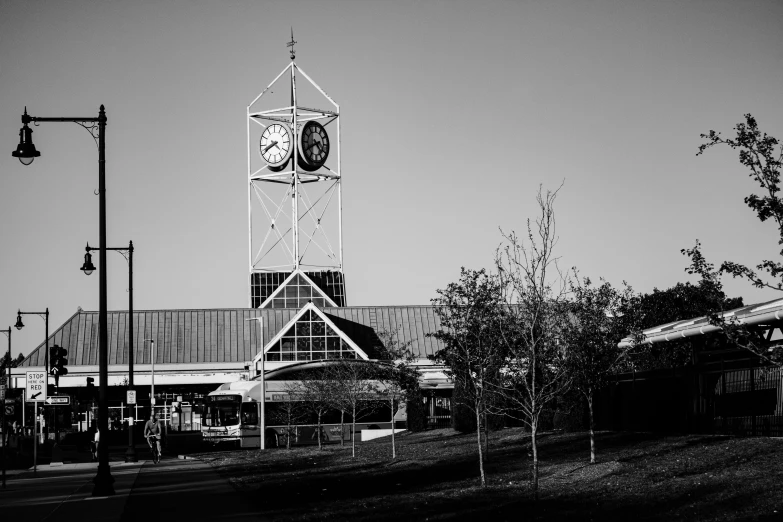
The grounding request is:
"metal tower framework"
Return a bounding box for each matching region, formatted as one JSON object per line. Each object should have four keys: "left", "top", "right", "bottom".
{"left": 246, "top": 60, "right": 343, "bottom": 306}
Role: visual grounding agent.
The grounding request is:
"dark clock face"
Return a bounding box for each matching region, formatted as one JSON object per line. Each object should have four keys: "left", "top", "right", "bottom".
{"left": 259, "top": 123, "right": 293, "bottom": 168}
{"left": 298, "top": 121, "right": 329, "bottom": 171}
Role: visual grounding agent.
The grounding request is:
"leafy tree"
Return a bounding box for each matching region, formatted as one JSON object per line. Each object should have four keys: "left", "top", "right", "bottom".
{"left": 0, "top": 352, "right": 24, "bottom": 376}
{"left": 327, "top": 359, "right": 381, "bottom": 457}
{"left": 562, "top": 275, "right": 638, "bottom": 463}
{"left": 430, "top": 267, "right": 506, "bottom": 488}
{"left": 683, "top": 114, "right": 783, "bottom": 364}
{"left": 625, "top": 279, "right": 743, "bottom": 370}
{"left": 495, "top": 184, "right": 572, "bottom": 499}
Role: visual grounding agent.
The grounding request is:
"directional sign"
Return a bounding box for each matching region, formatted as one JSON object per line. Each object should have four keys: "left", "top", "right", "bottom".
{"left": 45, "top": 396, "right": 70, "bottom": 406}
{"left": 25, "top": 371, "right": 47, "bottom": 402}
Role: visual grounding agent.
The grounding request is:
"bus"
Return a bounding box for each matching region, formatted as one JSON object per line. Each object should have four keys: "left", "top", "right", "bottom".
{"left": 202, "top": 367, "right": 405, "bottom": 448}
{"left": 202, "top": 380, "right": 264, "bottom": 448}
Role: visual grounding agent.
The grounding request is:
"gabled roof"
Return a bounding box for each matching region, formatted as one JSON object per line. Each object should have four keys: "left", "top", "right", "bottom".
{"left": 258, "top": 269, "right": 339, "bottom": 308}
{"left": 19, "top": 305, "right": 447, "bottom": 368}
{"left": 252, "top": 302, "right": 370, "bottom": 365}
{"left": 618, "top": 297, "right": 783, "bottom": 347}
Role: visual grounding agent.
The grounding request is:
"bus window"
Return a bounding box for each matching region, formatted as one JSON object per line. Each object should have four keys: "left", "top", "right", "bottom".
{"left": 203, "top": 395, "right": 241, "bottom": 427}
{"left": 240, "top": 403, "right": 259, "bottom": 426}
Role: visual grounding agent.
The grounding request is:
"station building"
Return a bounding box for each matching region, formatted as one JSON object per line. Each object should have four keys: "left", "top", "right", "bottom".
{"left": 6, "top": 49, "right": 455, "bottom": 436}
{"left": 9, "top": 277, "right": 453, "bottom": 432}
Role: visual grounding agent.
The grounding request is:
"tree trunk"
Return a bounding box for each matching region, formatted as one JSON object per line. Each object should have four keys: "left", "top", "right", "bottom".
{"left": 588, "top": 391, "right": 595, "bottom": 464}
{"left": 483, "top": 410, "right": 489, "bottom": 463}
{"left": 390, "top": 395, "right": 396, "bottom": 459}
{"left": 340, "top": 409, "right": 345, "bottom": 447}
{"left": 351, "top": 405, "right": 356, "bottom": 458}
{"left": 531, "top": 416, "right": 539, "bottom": 500}
{"left": 317, "top": 411, "right": 322, "bottom": 450}
{"left": 476, "top": 405, "right": 486, "bottom": 487}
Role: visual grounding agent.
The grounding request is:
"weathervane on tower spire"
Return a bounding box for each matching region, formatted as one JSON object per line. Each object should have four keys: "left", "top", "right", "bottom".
{"left": 287, "top": 28, "right": 296, "bottom": 60}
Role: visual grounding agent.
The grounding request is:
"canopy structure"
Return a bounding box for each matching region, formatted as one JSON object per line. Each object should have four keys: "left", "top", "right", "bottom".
{"left": 618, "top": 298, "right": 783, "bottom": 348}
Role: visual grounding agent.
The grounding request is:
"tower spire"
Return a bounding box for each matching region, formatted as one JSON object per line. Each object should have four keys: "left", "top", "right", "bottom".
{"left": 287, "top": 28, "right": 296, "bottom": 60}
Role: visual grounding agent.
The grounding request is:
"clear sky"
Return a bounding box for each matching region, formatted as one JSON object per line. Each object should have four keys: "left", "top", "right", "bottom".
{"left": 1, "top": 0, "right": 782, "bottom": 359}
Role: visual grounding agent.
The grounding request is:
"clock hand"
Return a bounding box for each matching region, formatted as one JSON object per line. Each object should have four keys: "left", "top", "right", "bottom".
{"left": 262, "top": 141, "right": 279, "bottom": 154}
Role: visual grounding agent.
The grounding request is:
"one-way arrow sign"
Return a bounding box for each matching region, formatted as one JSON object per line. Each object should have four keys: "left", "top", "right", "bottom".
{"left": 45, "top": 396, "right": 70, "bottom": 405}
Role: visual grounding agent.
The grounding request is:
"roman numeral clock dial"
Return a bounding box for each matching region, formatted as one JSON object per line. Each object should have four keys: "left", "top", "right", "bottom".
{"left": 297, "top": 121, "right": 330, "bottom": 172}
{"left": 259, "top": 122, "right": 293, "bottom": 172}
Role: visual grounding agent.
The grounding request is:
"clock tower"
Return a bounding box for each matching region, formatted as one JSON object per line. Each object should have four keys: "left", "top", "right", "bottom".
{"left": 247, "top": 33, "right": 346, "bottom": 309}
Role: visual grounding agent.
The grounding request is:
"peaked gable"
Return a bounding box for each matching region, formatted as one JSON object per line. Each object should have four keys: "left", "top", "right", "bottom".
{"left": 253, "top": 302, "right": 369, "bottom": 368}
{"left": 258, "top": 269, "right": 339, "bottom": 309}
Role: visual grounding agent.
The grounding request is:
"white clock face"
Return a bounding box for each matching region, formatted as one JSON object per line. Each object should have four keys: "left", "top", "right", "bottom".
{"left": 259, "top": 123, "right": 293, "bottom": 168}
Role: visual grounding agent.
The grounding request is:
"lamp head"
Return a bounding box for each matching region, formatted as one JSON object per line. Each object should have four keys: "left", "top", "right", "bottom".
{"left": 12, "top": 117, "right": 40, "bottom": 166}
{"left": 81, "top": 251, "right": 96, "bottom": 276}
{"left": 14, "top": 311, "right": 24, "bottom": 330}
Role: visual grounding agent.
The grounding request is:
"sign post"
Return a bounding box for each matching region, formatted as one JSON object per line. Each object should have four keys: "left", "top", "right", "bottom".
{"left": 26, "top": 371, "right": 46, "bottom": 473}
{"left": 25, "top": 371, "right": 47, "bottom": 403}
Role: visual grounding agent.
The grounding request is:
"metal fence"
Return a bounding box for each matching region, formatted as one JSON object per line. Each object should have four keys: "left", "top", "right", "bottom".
{"left": 713, "top": 366, "right": 783, "bottom": 437}
{"left": 596, "top": 363, "right": 783, "bottom": 437}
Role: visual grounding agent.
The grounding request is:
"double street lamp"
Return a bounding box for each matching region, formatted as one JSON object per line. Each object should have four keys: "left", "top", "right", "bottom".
{"left": 81, "top": 241, "right": 137, "bottom": 463}
{"left": 12, "top": 105, "right": 114, "bottom": 496}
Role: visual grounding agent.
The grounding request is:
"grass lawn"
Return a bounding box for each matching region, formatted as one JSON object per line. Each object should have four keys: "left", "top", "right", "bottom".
{"left": 194, "top": 428, "right": 783, "bottom": 521}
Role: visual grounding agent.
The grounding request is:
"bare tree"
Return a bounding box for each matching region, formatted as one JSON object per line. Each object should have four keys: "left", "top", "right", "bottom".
{"left": 328, "top": 359, "right": 381, "bottom": 458}
{"left": 431, "top": 268, "right": 506, "bottom": 488}
{"left": 375, "top": 328, "right": 421, "bottom": 459}
{"left": 495, "top": 184, "right": 572, "bottom": 499}
{"left": 268, "top": 381, "right": 307, "bottom": 449}
{"left": 298, "top": 368, "right": 336, "bottom": 451}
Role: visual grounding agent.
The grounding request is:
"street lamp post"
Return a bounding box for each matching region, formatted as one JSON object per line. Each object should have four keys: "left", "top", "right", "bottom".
{"left": 15, "top": 309, "right": 48, "bottom": 473}
{"left": 145, "top": 340, "right": 155, "bottom": 412}
{"left": 246, "top": 317, "right": 264, "bottom": 450}
{"left": 11, "top": 105, "right": 114, "bottom": 496}
{"left": 1, "top": 327, "right": 10, "bottom": 490}
{"left": 81, "top": 241, "right": 136, "bottom": 462}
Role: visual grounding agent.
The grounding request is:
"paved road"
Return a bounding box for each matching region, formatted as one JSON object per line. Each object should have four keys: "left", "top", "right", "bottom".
{"left": 0, "top": 455, "right": 265, "bottom": 521}
{"left": 121, "top": 458, "right": 263, "bottom": 521}
{"left": 0, "top": 462, "right": 140, "bottom": 521}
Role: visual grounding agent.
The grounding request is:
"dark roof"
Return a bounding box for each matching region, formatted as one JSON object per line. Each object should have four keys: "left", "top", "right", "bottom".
{"left": 20, "top": 306, "right": 445, "bottom": 367}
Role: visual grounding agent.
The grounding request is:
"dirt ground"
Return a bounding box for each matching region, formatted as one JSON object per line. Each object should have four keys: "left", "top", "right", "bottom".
{"left": 194, "top": 428, "right": 783, "bottom": 521}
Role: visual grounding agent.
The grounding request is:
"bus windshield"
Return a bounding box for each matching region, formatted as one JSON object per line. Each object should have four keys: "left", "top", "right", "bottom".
{"left": 203, "top": 395, "right": 241, "bottom": 427}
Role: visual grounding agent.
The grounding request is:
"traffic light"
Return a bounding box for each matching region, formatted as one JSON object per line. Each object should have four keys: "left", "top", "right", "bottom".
{"left": 49, "top": 344, "right": 68, "bottom": 377}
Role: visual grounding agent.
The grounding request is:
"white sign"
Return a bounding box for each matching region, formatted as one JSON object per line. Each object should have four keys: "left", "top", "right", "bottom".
{"left": 25, "top": 371, "right": 47, "bottom": 402}
{"left": 127, "top": 390, "right": 137, "bottom": 404}
{"left": 45, "top": 396, "right": 70, "bottom": 405}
